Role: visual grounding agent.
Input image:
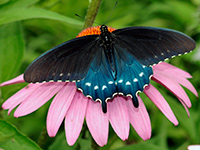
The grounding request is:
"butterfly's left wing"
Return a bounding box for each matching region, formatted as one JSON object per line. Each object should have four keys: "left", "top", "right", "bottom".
{"left": 112, "top": 27, "right": 196, "bottom": 66}
{"left": 24, "top": 35, "right": 100, "bottom": 83}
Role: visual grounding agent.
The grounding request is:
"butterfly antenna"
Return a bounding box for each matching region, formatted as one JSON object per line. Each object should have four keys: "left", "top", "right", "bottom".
{"left": 75, "top": 14, "right": 101, "bottom": 26}
{"left": 104, "top": 1, "right": 118, "bottom": 25}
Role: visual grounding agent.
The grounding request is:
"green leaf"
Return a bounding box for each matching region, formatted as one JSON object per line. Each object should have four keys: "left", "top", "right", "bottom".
{"left": 48, "top": 132, "right": 71, "bottom": 150}
{"left": 0, "top": 1, "right": 83, "bottom": 27}
{"left": 0, "top": 119, "right": 41, "bottom": 150}
{"left": 0, "top": 0, "right": 9, "bottom": 6}
{"left": 49, "top": 132, "right": 91, "bottom": 150}
{"left": 0, "top": 22, "right": 24, "bottom": 83}
{"left": 166, "top": 1, "right": 195, "bottom": 23}
{"left": 167, "top": 95, "right": 197, "bottom": 142}
{"left": 115, "top": 143, "right": 167, "bottom": 150}
{"left": 0, "top": 0, "right": 39, "bottom": 12}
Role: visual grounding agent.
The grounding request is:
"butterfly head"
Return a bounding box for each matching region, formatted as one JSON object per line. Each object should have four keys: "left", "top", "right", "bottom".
{"left": 100, "top": 25, "right": 109, "bottom": 33}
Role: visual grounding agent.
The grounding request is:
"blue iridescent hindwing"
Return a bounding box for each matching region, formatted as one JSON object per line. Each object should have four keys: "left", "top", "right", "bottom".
{"left": 76, "top": 47, "right": 153, "bottom": 112}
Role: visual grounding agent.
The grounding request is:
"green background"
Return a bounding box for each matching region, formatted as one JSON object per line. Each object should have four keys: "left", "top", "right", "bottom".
{"left": 0, "top": 0, "right": 200, "bottom": 149}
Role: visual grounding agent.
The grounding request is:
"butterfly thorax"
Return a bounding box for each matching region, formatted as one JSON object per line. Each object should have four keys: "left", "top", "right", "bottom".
{"left": 100, "top": 25, "right": 114, "bottom": 50}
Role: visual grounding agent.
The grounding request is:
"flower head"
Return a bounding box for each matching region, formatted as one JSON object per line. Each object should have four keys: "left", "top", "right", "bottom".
{"left": 1, "top": 26, "right": 198, "bottom": 147}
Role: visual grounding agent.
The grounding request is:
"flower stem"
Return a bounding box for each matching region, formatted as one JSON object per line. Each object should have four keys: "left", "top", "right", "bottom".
{"left": 81, "top": 122, "right": 87, "bottom": 139}
{"left": 91, "top": 137, "right": 100, "bottom": 150}
{"left": 82, "top": 0, "right": 102, "bottom": 29}
{"left": 37, "top": 126, "right": 48, "bottom": 149}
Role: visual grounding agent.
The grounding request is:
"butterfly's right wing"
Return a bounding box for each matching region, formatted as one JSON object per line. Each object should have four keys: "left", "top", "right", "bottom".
{"left": 112, "top": 27, "right": 196, "bottom": 66}
{"left": 24, "top": 35, "right": 100, "bottom": 83}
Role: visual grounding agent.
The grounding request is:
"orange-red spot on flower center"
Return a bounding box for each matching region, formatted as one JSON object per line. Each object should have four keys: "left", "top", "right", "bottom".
{"left": 77, "top": 26, "right": 115, "bottom": 37}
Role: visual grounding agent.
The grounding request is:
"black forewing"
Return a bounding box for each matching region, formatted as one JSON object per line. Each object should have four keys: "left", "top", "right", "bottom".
{"left": 24, "top": 35, "right": 99, "bottom": 83}
{"left": 112, "top": 27, "right": 196, "bottom": 66}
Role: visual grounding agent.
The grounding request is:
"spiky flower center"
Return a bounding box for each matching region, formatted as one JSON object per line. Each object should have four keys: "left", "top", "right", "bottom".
{"left": 77, "top": 26, "right": 115, "bottom": 37}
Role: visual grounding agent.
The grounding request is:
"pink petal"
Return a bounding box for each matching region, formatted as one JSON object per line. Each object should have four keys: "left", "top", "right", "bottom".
{"left": 179, "top": 98, "right": 190, "bottom": 117}
{"left": 153, "top": 62, "right": 192, "bottom": 78}
{"left": 154, "top": 70, "right": 198, "bottom": 97}
{"left": 1, "top": 74, "right": 25, "bottom": 86}
{"left": 126, "top": 96, "right": 151, "bottom": 140}
{"left": 2, "top": 83, "right": 41, "bottom": 114}
{"left": 86, "top": 100, "right": 109, "bottom": 147}
{"left": 65, "top": 91, "right": 88, "bottom": 146}
{"left": 47, "top": 82, "right": 77, "bottom": 137}
{"left": 152, "top": 72, "right": 191, "bottom": 108}
{"left": 107, "top": 96, "right": 129, "bottom": 141}
{"left": 144, "top": 84, "right": 178, "bottom": 125}
{"left": 14, "top": 82, "right": 65, "bottom": 117}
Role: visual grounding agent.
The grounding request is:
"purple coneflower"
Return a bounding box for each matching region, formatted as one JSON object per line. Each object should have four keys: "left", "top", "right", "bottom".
{"left": 1, "top": 26, "right": 198, "bottom": 147}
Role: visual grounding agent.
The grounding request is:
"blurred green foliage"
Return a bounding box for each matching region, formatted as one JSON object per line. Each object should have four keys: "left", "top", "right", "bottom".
{"left": 0, "top": 0, "right": 200, "bottom": 150}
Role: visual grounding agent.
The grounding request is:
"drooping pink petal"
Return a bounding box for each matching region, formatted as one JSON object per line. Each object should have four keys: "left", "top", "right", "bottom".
{"left": 153, "top": 62, "right": 192, "bottom": 78}
{"left": 65, "top": 91, "right": 88, "bottom": 146}
{"left": 47, "top": 82, "right": 77, "bottom": 137}
{"left": 86, "top": 100, "right": 109, "bottom": 147}
{"left": 2, "top": 83, "right": 41, "bottom": 114}
{"left": 1, "top": 74, "right": 25, "bottom": 86}
{"left": 107, "top": 96, "right": 129, "bottom": 141}
{"left": 154, "top": 70, "right": 198, "bottom": 97}
{"left": 152, "top": 72, "right": 191, "bottom": 108}
{"left": 14, "top": 82, "right": 65, "bottom": 117}
{"left": 127, "top": 96, "right": 151, "bottom": 140}
{"left": 144, "top": 84, "right": 178, "bottom": 125}
{"left": 178, "top": 98, "right": 190, "bottom": 117}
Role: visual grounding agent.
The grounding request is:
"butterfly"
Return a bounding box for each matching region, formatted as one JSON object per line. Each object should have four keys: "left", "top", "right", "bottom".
{"left": 24, "top": 25, "right": 196, "bottom": 113}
